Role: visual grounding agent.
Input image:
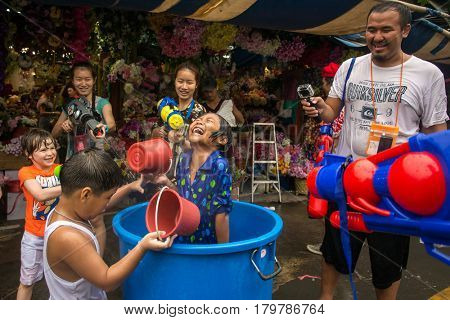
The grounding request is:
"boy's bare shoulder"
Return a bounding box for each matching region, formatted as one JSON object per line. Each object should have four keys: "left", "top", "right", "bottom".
{"left": 49, "top": 224, "right": 96, "bottom": 250}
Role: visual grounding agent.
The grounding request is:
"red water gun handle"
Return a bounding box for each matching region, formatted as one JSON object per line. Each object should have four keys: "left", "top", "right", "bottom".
{"left": 347, "top": 196, "right": 390, "bottom": 217}
{"left": 330, "top": 211, "right": 372, "bottom": 233}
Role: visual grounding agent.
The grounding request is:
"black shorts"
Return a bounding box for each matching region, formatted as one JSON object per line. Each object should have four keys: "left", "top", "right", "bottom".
{"left": 320, "top": 203, "right": 410, "bottom": 290}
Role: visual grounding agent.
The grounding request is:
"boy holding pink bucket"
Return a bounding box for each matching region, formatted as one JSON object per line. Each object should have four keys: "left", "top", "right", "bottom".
{"left": 154, "top": 113, "right": 233, "bottom": 244}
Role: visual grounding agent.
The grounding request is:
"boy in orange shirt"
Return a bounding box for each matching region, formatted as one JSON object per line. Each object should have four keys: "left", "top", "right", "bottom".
{"left": 17, "top": 129, "right": 62, "bottom": 299}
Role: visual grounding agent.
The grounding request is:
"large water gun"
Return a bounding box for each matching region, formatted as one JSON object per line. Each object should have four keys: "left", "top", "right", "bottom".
{"left": 308, "top": 124, "right": 333, "bottom": 218}
{"left": 307, "top": 130, "right": 450, "bottom": 265}
{"left": 157, "top": 97, "right": 184, "bottom": 131}
{"left": 66, "top": 97, "right": 103, "bottom": 137}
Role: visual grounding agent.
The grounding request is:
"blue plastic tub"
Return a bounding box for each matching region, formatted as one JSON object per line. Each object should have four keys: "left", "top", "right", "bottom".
{"left": 113, "top": 201, "right": 283, "bottom": 299}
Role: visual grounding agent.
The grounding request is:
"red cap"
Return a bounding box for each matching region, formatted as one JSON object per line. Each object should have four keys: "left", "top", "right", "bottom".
{"left": 322, "top": 62, "right": 340, "bottom": 78}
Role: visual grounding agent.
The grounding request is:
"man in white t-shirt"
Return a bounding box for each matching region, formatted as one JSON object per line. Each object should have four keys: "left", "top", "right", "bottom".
{"left": 302, "top": 1, "right": 448, "bottom": 299}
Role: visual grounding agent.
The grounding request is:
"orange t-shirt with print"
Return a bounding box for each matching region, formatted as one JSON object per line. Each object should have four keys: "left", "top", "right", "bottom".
{"left": 18, "top": 164, "right": 60, "bottom": 237}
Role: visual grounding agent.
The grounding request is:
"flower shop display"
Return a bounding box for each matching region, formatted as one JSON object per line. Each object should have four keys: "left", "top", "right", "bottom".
{"left": 235, "top": 27, "right": 281, "bottom": 57}
{"left": 0, "top": 3, "right": 358, "bottom": 186}
{"left": 269, "top": 132, "right": 314, "bottom": 193}
{"left": 95, "top": 10, "right": 153, "bottom": 61}
{"left": 108, "top": 59, "right": 160, "bottom": 118}
{"left": 203, "top": 23, "right": 238, "bottom": 53}
{"left": 118, "top": 118, "right": 156, "bottom": 146}
{"left": 0, "top": 137, "right": 22, "bottom": 157}
{"left": 0, "top": 106, "right": 36, "bottom": 142}
{"left": 154, "top": 17, "right": 205, "bottom": 58}
{"left": 289, "top": 156, "right": 314, "bottom": 196}
{"left": 274, "top": 36, "right": 306, "bottom": 63}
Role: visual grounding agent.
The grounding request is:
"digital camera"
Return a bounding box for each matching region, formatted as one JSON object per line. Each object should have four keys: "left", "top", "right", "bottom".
{"left": 297, "top": 84, "right": 315, "bottom": 100}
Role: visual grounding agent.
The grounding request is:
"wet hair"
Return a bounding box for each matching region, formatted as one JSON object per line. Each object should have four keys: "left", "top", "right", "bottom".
{"left": 368, "top": 1, "right": 412, "bottom": 29}
{"left": 209, "top": 114, "right": 232, "bottom": 152}
{"left": 21, "top": 128, "right": 57, "bottom": 157}
{"left": 60, "top": 148, "right": 124, "bottom": 196}
{"left": 201, "top": 77, "right": 217, "bottom": 91}
{"left": 174, "top": 61, "right": 200, "bottom": 85}
{"left": 62, "top": 82, "right": 76, "bottom": 103}
{"left": 70, "top": 61, "right": 96, "bottom": 80}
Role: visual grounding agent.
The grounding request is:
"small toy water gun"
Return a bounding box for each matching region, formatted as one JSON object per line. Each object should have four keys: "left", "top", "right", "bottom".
{"left": 307, "top": 124, "right": 333, "bottom": 219}
{"left": 307, "top": 130, "right": 450, "bottom": 265}
{"left": 157, "top": 97, "right": 184, "bottom": 131}
{"left": 66, "top": 97, "right": 103, "bottom": 137}
{"left": 314, "top": 124, "right": 334, "bottom": 164}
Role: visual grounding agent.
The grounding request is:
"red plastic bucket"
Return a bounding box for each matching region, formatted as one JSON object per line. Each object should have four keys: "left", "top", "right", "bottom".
{"left": 146, "top": 187, "right": 200, "bottom": 238}
{"left": 127, "top": 138, "right": 173, "bottom": 174}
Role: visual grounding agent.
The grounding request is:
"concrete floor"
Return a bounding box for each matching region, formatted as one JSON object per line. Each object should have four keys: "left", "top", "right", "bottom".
{"left": 0, "top": 193, "right": 449, "bottom": 300}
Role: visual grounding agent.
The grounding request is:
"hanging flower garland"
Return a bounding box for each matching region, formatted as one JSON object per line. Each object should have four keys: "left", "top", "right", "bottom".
{"left": 108, "top": 59, "right": 143, "bottom": 87}
{"left": 155, "top": 17, "right": 205, "bottom": 58}
{"left": 107, "top": 59, "right": 160, "bottom": 117}
{"left": 202, "top": 23, "right": 237, "bottom": 53}
{"left": 274, "top": 36, "right": 306, "bottom": 63}
{"left": 71, "top": 7, "right": 91, "bottom": 62}
{"left": 235, "top": 27, "right": 281, "bottom": 57}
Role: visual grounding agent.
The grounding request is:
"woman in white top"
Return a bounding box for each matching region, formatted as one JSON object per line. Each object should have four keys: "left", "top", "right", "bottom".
{"left": 201, "top": 77, "right": 244, "bottom": 127}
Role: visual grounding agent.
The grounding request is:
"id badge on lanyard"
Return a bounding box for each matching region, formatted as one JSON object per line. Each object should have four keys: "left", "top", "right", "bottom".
{"left": 366, "top": 122, "right": 399, "bottom": 156}
{"left": 366, "top": 55, "right": 404, "bottom": 156}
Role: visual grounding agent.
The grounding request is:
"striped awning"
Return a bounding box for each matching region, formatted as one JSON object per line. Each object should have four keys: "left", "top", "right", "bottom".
{"left": 36, "top": 0, "right": 450, "bottom": 64}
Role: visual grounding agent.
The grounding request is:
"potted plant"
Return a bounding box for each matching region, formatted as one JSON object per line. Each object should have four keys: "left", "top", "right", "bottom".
{"left": 289, "top": 149, "right": 313, "bottom": 195}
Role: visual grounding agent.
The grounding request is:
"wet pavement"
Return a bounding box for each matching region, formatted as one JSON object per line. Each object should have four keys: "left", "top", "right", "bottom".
{"left": 0, "top": 193, "right": 449, "bottom": 300}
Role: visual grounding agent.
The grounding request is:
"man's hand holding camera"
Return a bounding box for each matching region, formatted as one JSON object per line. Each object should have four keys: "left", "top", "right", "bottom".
{"left": 301, "top": 97, "right": 326, "bottom": 118}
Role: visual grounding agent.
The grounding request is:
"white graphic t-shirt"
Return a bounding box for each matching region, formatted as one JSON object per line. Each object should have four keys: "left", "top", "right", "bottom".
{"left": 329, "top": 54, "right": 448, "bottom": 159}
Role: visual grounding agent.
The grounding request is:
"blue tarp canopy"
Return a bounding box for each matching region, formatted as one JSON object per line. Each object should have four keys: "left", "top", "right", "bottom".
{"left": 37, "top": 0, "right": 450, "bottom": 64}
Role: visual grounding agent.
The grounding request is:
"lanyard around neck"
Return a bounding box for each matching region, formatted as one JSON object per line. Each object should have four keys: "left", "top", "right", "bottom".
{"left": 179, "top": 99, "right": 195, "bottom": 119}
{"left": 370, "top": 53, "right": 404, "bottom": 126}
{"left": 185, "top": 99, "right": 195, "bottom": 119}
